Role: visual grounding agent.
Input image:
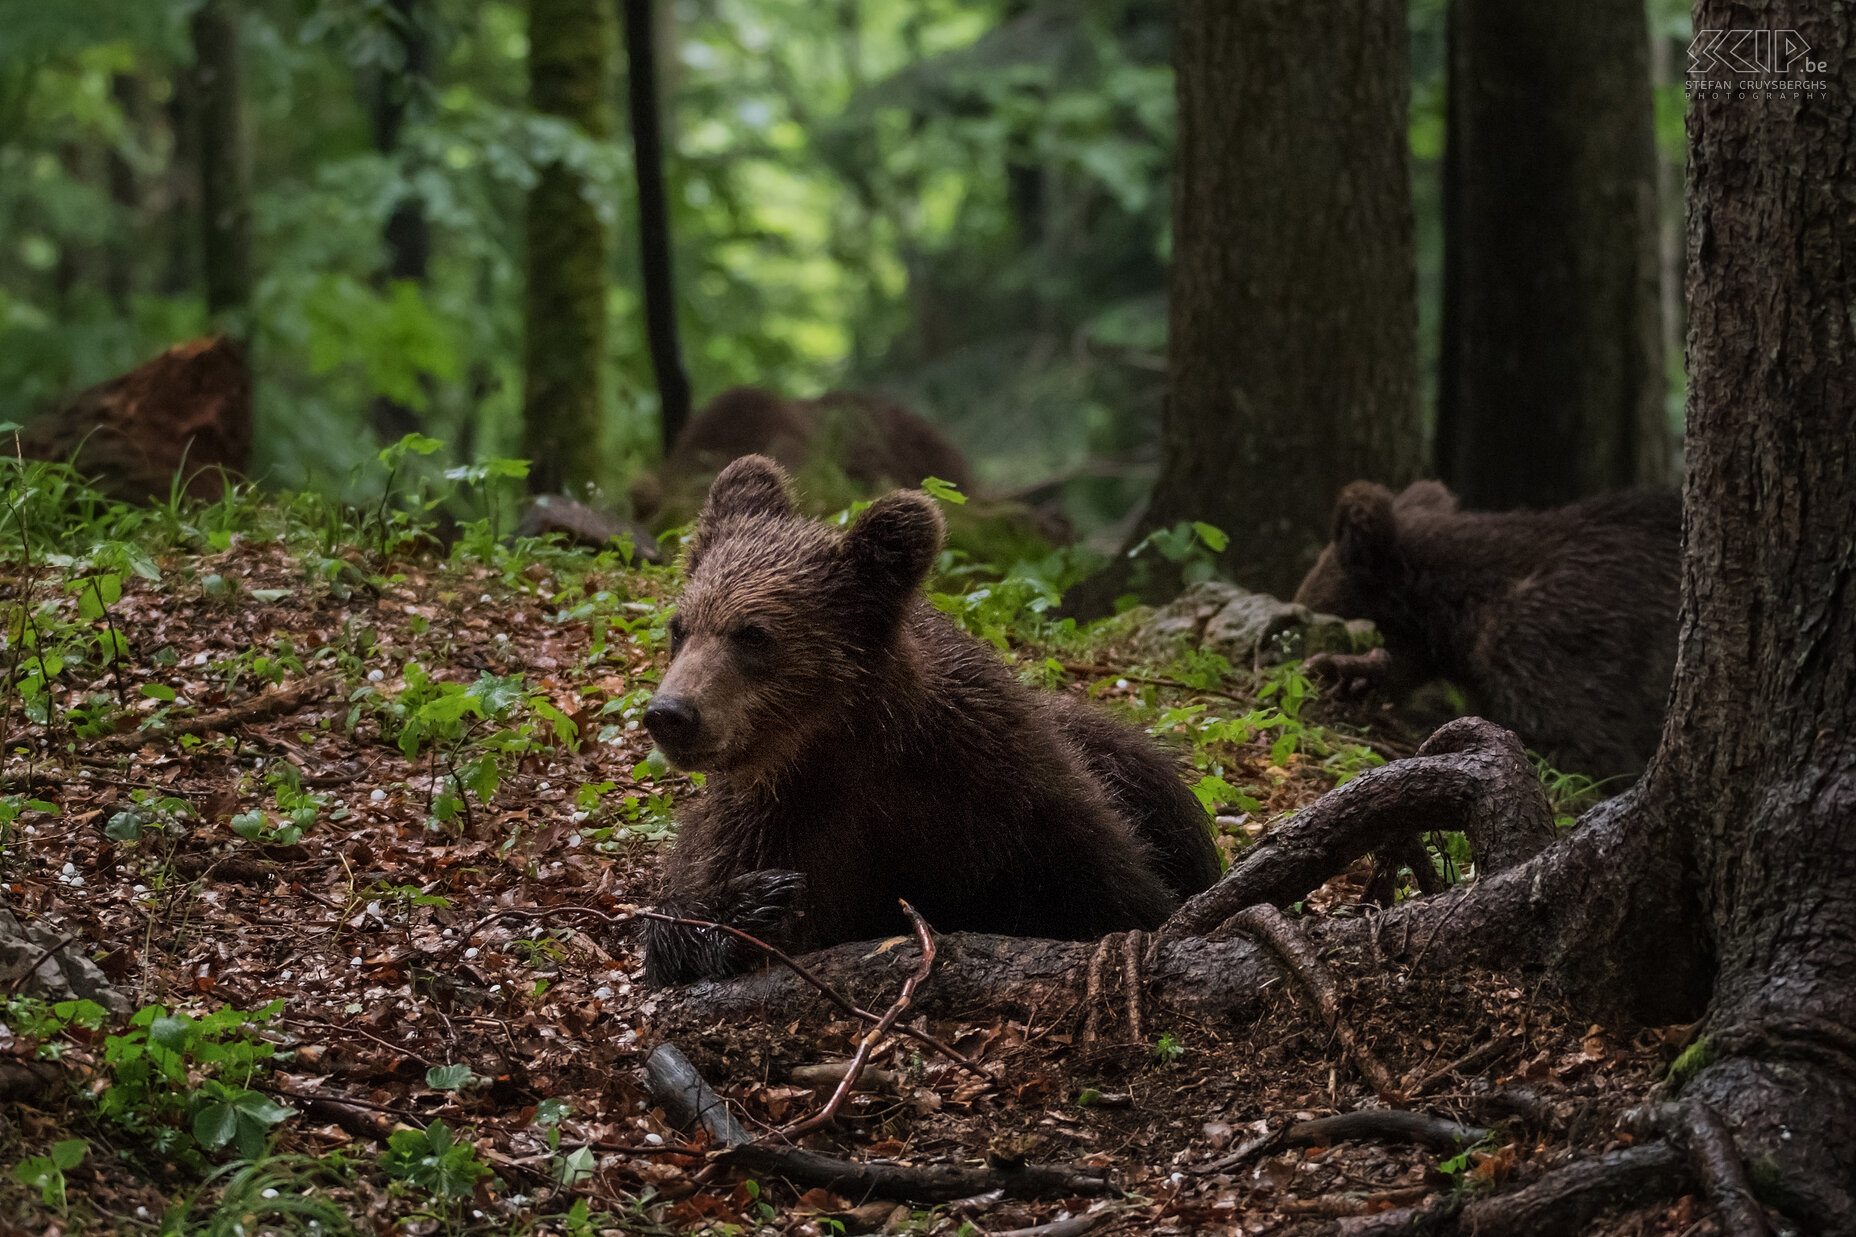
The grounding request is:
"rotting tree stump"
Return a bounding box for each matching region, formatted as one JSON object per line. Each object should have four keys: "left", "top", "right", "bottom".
{"left": 17, "top": 335, "right": 250, "bottom": 501}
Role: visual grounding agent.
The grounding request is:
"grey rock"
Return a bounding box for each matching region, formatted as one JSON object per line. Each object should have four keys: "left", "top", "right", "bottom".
{"left": 0, "top": 904, "right": 131, "bottom": 1015}
{"left": 1134, "top": 581, "right": 1379, "bottom": 667}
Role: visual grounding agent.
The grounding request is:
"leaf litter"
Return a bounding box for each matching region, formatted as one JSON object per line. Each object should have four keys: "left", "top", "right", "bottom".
{"left": 0, "top": 525, "right": 1711, "bottom": 1235}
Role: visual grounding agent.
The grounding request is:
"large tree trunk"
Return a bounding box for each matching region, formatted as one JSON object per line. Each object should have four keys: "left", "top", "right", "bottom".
{"left": 1085, "top": 0, "right": 1418, "bottom": 606}
{"left": 189, "top": 0, "right": 251, "bottom": 332}
{"left": 368, "top": 0, "right": 435, "bottom": 446}
{"left": 620, "top": 0, "right": 693, "bottom": 456}
{"left": 522, "top": 0, "right": 613, "bottom": 495}
{"left": 1434, "top": 0, "right": 1669, "bottom": 509}
{"left": 1643, "top": 5, "right": 1856, "bottom": 1222}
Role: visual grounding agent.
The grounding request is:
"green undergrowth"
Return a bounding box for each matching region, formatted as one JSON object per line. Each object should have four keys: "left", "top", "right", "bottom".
{"left": 0, "top": 447, "right": 1549, "bottom": 1227}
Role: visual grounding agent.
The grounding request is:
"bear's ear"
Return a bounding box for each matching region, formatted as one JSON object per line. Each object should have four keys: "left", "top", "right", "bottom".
{"left": 700, "top": 455, "right": 794, "bottom": 525}
{"left": 842, "top": 490, "right": 945, "bottom": 601}
{"left": 1331, "top": 481, "right": 1398, "bottom": 577}
{"left": 1395, "top": 479, "right": 1458, "bottom": 516}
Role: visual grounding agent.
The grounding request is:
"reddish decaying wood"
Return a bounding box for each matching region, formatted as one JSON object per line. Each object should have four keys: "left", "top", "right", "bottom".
{"left": 17, "top": 336, "right": 250, "bottom": 500}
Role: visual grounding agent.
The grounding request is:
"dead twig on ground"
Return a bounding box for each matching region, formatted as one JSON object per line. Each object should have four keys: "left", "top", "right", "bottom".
{"left": 1231, "top": 904, "right": 1402, "bottom": 1102}
{"left": 629, "top": 907, "right": 991, "bottom": 1084}
{"left": 645, "top": 1042, "right": 751, "bottom": 1147}
{"left": 773, "top": 900, "right": 936, "bottom": 1140}
{"left": 5, "top": 931, "right": 77, "bottom": 995}
{"left": 94, "top": 676, "right": 332, "bottom": 750}
{"left": 713, "top": 1143, "right": 1112, "bottom": 1204}
{"left": 1408, "top": 1033, "right": 1519, "bottom": 1098}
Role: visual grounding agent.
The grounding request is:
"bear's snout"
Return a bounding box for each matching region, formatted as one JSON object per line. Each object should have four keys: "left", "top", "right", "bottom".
{"left": 644, "top": 694, "right": 703, "bottom": 752}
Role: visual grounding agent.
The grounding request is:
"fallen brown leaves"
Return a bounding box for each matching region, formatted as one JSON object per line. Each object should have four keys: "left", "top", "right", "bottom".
{"left": 0, "top": 535, "right": 1711, "bottom": 1235}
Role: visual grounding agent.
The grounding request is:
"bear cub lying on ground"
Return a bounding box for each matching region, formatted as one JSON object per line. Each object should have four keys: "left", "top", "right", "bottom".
{"left": 1295, "top": 480, "right": 1679, "bottom": 782}
{"left": 642, "top": 456, "right": 1220, "bottom": 985}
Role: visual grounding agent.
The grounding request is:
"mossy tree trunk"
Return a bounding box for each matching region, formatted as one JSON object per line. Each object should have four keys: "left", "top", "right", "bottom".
{"left": 523, "top": 0, "right": 613, "bottom": 495}
{"left": 189, "top": 0, "right": 252, "bottom": 335}
{"left": 1099, "top": 0, "right": 1420, "bottom": 604}
{"left": 1435, "top": 0, "right": 1669, "bottom": 509}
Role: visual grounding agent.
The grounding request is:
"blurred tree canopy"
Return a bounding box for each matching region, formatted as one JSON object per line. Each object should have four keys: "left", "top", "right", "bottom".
{"left": 0, "top": 0, "right": 1691, "bottom": 537}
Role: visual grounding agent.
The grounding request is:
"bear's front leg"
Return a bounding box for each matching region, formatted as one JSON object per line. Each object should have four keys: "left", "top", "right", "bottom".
{"left": 643, "top": 868, "right": 808, "bottom": 985}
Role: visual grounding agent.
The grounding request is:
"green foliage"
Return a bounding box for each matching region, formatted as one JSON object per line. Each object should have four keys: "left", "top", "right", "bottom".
{"left": 164, "top": 1155, "right": 354, "bottom": 1237}
{"left": 1152, "top": 1032, "right": 1185, "bottom": 1064}
{"left": 10, "top": 1138, "right": 85, "bottom": 1208}
{"left": 380, "top": 1119, "right": 490, "bottom": 1198}
{"left": 92, "top": 1002, "right": 292, "bottom": 1170}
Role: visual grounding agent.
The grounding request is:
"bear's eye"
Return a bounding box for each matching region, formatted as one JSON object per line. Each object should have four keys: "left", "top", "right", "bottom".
{"left": 667, "top": 615, "right": 686, "bottom": 655}
{"left": 730, "top": 623, "right": 772, "bottom": 653}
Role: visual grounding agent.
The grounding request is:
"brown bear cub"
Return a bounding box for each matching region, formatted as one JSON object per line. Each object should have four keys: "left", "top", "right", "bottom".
{"left": 643, "top": 456, "right": 1220, "bottom": 985}
{"left": 1295, "top": 480, "right": 1680, "bottom": 782}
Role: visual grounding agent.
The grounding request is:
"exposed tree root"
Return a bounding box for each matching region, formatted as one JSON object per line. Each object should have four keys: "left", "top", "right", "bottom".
{"left": 1626, "top": 1102, "right": 1771, "bottom": 1237}
{"left": 711, "top": 1144, "right": 1113, "bottom": 1204}
{"left": 1332, "top": 1142, "right": 1693, "bottom": 1236}
{"left": 1232, "top": 904, "right": 1400, "bottom": 1101}
{"left": 1159, "top": 718, "right": 1556, "bottom": 941}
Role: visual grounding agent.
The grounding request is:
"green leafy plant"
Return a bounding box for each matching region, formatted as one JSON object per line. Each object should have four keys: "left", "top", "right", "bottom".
{"left": 380, "top": 1120, "right": 490, "bottom": 1198}
{"left": 11, "top": 1138, "right": 85, "bottom": 1208}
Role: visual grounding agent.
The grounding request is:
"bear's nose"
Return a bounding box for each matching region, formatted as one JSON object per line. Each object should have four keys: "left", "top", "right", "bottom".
{"left": 643, "top": 695, "right": 702, "bottom": 748}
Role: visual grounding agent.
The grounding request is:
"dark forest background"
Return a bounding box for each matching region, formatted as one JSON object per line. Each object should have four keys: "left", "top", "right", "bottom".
{"left": 0, "top": 0, "right": 1692, "bottom": 557}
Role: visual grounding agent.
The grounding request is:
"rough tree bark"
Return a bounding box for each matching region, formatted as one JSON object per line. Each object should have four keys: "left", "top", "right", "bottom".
{"left": 1104, "top": 0, "right": 1419, "bottom": 603}
{"left": 523, "top": 0, "right": 613, "bottom": 495}
{"left": 368, "top": 0, "right": 435, "bottom": 445}
{"left": 1435, "top": 0, "right": 1669, "bottom": 508}
{"left": 188, "top": 0, "right": 251, "bottom": 332}
{"left": 620, "top": 0, "right": 693, "bottom": 455}
{"left": 663, "top": 8, "right": 1856, "bottom": 1226}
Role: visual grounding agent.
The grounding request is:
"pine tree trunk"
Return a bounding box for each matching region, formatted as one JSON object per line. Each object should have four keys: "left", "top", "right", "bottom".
{"left": 1130, "top": 0, "right": 1419, "bottom": 600}
{"left": 1435, "top": 0, "right": 1668, "bottom": 509}
{"left": 189, "top": 0, "right": 251, "bottom": 329}
{"left": 523, "top": 0, "right": 613, "bottom": 495}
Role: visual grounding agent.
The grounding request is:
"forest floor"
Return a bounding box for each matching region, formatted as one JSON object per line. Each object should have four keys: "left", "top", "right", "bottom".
{"left": 0, "top": 488, "right": 1711, "bottom": 1237}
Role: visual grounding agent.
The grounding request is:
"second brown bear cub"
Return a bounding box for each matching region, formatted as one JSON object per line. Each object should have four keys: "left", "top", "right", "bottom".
{"left": 643, "top": 456, "right": 1220, "bottom": 985}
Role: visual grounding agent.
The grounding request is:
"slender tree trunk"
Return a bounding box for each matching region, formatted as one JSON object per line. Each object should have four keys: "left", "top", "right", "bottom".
{"left": 105, "top": 74, "right": 147, "bottom": 314}
{"left": 1109, "top": 0, "right": 1419, "bottom": 602}
{"left": 189, "top": 0, "right": 251, "bottom": 330}
{"left": 1435, "top": 0, "right": 1667, "bottom": 508}
{"left": 523, "top": 0, "right": 613, "bottom": 495}
{"left": 620, "top": 0, "right": 691, "bottom": 455}
{"left": 369, "top": 0, "right": 435, "bottom": 446}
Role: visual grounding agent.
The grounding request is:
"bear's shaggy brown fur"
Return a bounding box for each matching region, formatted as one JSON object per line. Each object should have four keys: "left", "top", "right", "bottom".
{"left": 642, "top": 455, "right": 1220, "bottom": 984}
{"left": 629, "top": 386, "right": 974, "bottom": 523}
{"left": 1294, "top": 480, "right": 1680, "bottom": 781}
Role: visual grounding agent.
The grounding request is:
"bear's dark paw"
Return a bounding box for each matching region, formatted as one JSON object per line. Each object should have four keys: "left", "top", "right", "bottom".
{"left": 641, "top": 871, "right": 809, "bottom": 987}
{"left": 722, "top": 868, "right": 808, "bottom": 938}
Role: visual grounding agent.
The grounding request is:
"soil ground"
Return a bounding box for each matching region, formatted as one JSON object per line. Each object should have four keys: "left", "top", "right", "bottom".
{"left": 0, "top": 534, "right": 1713, "bottom": 1235}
